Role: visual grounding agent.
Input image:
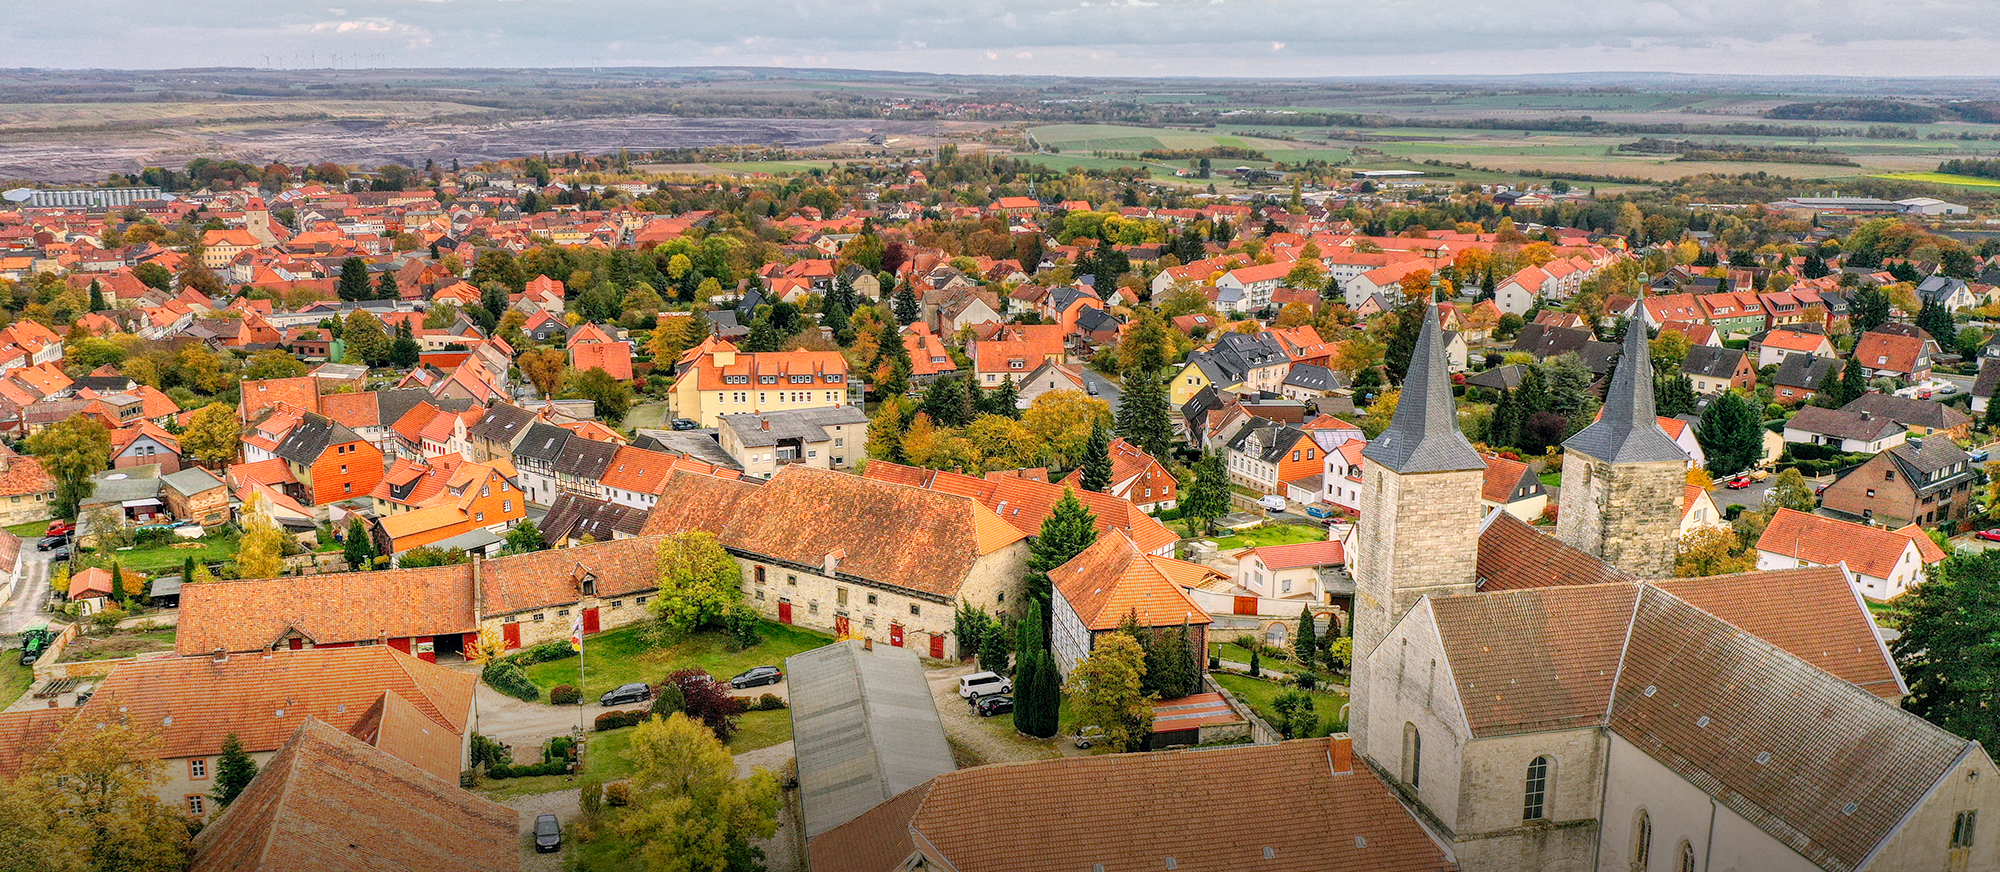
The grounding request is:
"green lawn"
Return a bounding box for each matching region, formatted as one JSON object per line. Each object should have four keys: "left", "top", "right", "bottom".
{"left": 4, "top": 521, "right": 48, "bottom": 538}
{"left": 89, "top": 530, "right": 239, "bottom": 576}
{"left": 1212, "top": 671, "right": 1349, "bottom": 737}
{"left": 0, "top": 659, "right": 31, "bottom": 706}
{"left": 1873, "top": 172, "right": 2000, "bottom": 188}
{"left": 1539, "top": 470, "right": 1562, "bottom": 488}
{"left": 475, "top": 709, "right": 792, "bottom": 801}
{"left": 622, "top": 401, "right": 668, "bottom": 433}
{"left": 1204, "top": 523, "right": 1330, "bottom": 551}
{"left": 522, "top": 620, "right": 832, "bottom": 700}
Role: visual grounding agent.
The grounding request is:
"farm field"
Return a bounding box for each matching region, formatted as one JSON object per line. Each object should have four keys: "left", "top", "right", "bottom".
{"left": 1873, "top": 172, "right": 2000, "bottom": 188}
{"left": 0, "top": 100, "right": 496, "bottom": 133}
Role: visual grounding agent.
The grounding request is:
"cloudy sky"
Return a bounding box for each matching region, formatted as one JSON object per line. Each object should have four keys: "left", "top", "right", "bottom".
{"left": 9, "top": 0, "right": 2000, "bottom": 77}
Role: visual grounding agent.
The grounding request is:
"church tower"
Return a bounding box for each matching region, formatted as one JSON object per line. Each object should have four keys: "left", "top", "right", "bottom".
{"left": 1556, "top": 314, "right": 1688, "bottom": 578}
{"left": 1350, "top": 303, "right": 1485, "bottom": 759}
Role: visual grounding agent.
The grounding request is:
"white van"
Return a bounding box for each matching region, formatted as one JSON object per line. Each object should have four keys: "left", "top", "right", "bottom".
{"left": 957, "top": 671, "right": 1012, "bottom": 699}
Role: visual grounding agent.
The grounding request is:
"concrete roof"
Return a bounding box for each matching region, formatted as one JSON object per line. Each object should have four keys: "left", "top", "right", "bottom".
{"left": 786, "top": 640, "right": 955, "bottom": 840}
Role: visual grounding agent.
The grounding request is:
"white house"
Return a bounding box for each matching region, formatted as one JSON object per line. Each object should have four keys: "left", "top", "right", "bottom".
{"left": 1782, "top": 406, "right": 1909, "bottom": 454}
{"left": 1234, "top": 539, "right": 1343, "bottom": 604}
{"left": 1754, "top": 507, "right": 1945, "bottom": 600}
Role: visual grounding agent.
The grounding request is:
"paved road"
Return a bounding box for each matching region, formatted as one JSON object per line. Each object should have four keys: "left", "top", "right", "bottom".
{"left": 1711, "top": 478, "right": 1776, "bottom": 511}
{"left": 2, "top": 545, "right": 55, "bottom": 635}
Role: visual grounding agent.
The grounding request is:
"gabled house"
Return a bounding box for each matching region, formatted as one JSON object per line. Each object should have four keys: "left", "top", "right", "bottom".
{"left": 1773, "top": 355, "right": 1843, "bottom": 407}
{"left": 717, "top": 406, "right": 870, "bottom": 478}
{"left": 372, "top": 460, "right": 526, "bottom": 560}
{"left": 1235, "top": 539, "right": 1345, "bottom": 606}
{"left": 1820, "top": 435, "right": 1978, "bottom": 527}
{"left": 1751, "top": 328, "right": 1834, "bottom": 369}
{"left": 1853, "top": 330, "right": 1935, "bottom": 382}
{"left": 1679, "top": 345, "right": 1755, "bottom": 394}
{"left": 1049, "top": 531, "right": 1213, "bottom": 678}
{"left": 1756, "top": 507, "right": 1946, "bottom": 600}
{"left": 1015, "top": 360, "right": 1121, "bottom": 415}
{"left": 1225, "top": 418, "right": 1321, "bottom": 495}
{"left": 1056, "top": 438, "right": 1177, "bottom": 512}
{"left": 1841, "top": 392, "right": 1973, "bottom": 439}
{"left": 273, "top": 412, "right": 384, "bottom": 506}
{"left": 539, "top": 492, "right": 651, "bottom": 545}
{"left": 1783, "top": 405, "right": 1909, "bottom": 454}
{"left": 1479, "top": 453, "right": 1548, "bottom": 520}
{"left": 1170, "top": 331, "right": 1290, "bottom": 406}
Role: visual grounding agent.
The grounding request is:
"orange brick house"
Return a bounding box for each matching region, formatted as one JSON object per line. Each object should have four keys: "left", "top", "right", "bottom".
{"left": 372, "top": 461, "right": 527, "bottom": 559}
{"left": 274, "top": 412, "right": 385, "bottom": 506}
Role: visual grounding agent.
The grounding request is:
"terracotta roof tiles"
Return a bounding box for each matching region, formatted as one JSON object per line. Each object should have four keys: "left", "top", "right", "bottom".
{"left": 1051, "top": 532, "right": 1214, "bottom": 631}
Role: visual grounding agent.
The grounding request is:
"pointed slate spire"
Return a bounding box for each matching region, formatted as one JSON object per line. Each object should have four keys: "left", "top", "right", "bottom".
{"left": 1362, "top": 302, "right": 1484, "bottom": 474}
{"left": 1563, "top": 306, "right": 1686, "bottom": 463}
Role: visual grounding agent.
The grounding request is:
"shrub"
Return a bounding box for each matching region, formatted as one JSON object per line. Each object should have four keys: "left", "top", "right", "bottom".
{"left": 487, "top": 763, "right": 515, "bottom": 779}
{"left": 89, "top": 607, "right": 127, "bottom": 633}
{"left": 605, "top": 782, "right": 632, "bottom": 807}
{"left": 662, "top": 668, "right": 747, "bottom": 741}
{"left": 470, "top": 733, "right": 509, "bottom": 769}
{"left": 721, "top": 603, "right": 762, "bottom": 650}
{"left": 512, "top": 640, "right": 576, "bottom": 665}
{"left": 544, "top": 736, "right": 577, "bottom": 762}
{"left": 650, "top": 684, "right": 686, "bottom": 718}
{"left": 753, "top": 693, "right": 788, "bottom": 711}
{"left": 481, "top": 659, "right": 540, "bottom": 703}
{"left": 1295, "top": 671, "right": 1318, "bottom": 691}
{"left": 595, "top": 710, "right": 645, "bottom": 732}
{"left": 549, "top": 684, "right": 581, "bottom": 706}
{"left": 579, "top": 778, "right": 604, "bottom": 819}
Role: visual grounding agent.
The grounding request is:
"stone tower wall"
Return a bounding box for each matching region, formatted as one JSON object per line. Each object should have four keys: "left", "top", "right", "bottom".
{"left": 1556, "top": 455, "right": 1686, "bottom": 579}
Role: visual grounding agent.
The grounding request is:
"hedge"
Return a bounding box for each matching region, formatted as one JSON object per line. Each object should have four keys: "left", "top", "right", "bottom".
{"left": 549, "top": 684, "right": 581, "bottom": 706}
{"left": 596, "top": 710, "right": 646, "bottom": 732}
{"left": 750, "top": 693, "right": 788, "bottom": 712}
{"left": 482, "top": 660, "right": 540, "bottom": 703}
{"left": 486, "top": 760, "right": 571, "bottom": 779}
{"left": 511, "top": 640, "right": 576, "bottom": 665}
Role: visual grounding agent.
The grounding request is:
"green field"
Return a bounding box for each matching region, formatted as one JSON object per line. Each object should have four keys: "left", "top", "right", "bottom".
{"left": 1873, "top": 172, "right": 2000, "bottom": 188}
{"left": 1204, "top": 523, "right": 1331, "bottom": 551}
{"left": 522, "top": 620, "right": 832, "bottom": 700}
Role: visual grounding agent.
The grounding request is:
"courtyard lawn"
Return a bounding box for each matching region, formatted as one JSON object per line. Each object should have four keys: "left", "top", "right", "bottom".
{"left": 0, "top": 659, "right": 31, "bottom": 706}
{"left": 726, "top": 708, "right": 794, "bottom": 753}
{"left": 521, "top": 620, "right": 832, "bottom": 700}
{"left": 4, "top": 521, "right": 48, "bottom": 538}
{"left": 1203, "top": 523, "right": 1329, "bottom": 551}
{"left": 1212, "top": 671, "right": 1349, "bottom": 737}
{"left": 474, "top": 709, "right": 793, "bottom": 800}
{"left": 90, "top": 530, "right": 239, "bottom": 576}
{"left": 57, "top": 626, "right": 176, "bottom": 662}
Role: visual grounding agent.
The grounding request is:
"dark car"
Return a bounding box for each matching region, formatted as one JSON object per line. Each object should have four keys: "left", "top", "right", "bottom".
{"left": 47, "top": 543, "right": 72, "bottom": 561}
{"left": 974, "top": 695, "right": 1014, "bottom": 717}
{"left": 670, "top": 418, "right": 699, "bottom": 431}
{"left": 35, "top": 535, "right": 67, "bottom": 552}
{"left": 599, "top": 682, "right": 653, "bottom": 706}
{"left": 533, "top": 814, "right": 562, "bottom": 853}
{"left": 729, "top": 666, "right": 783, "bottom": 689}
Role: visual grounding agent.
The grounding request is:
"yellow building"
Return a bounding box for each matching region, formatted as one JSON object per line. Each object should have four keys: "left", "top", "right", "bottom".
{"left": 671, "top": 347, "right": 852, "bottom": 427}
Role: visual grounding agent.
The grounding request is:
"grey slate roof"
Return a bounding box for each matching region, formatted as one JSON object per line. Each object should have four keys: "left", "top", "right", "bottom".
{"left": 466, "top": 402, "right": 535, "bottom": 444}
{"left": 511, "top": 422, "right": 572, "bottom": 464}
{"left": 1464, "top": 364, "right": 1526, "bottom": 392}
{"left": 1773, "top": 354, "right": 1841, "bottom": 390}
{"left": 160, "top": 466, "right": 225, "bottom": 498}
{"left": 1282, "top": 363, "right": 1339, "bottom": 393}
{"left": 630, "top": 430, "right": 745, "bottom": 471}
{"left": 718, "top": 406, "right": 869, "bottom": 449}
{"left": 273, "top": 413, "right": 363, "bottom": 467}
{"left": 1681, "top": 345, "right": 1747, "bottom": 380}
{"left": 1884, "top": 437, "right": 1977, "bottom": 496}
{"left": 1362, "top": 304, "right": 1484, "bottom": 474}
{"left": 1975, "top": 357, "right": 2000, "bottom": 401}
{"left": 1564, "top": 311, "right": 1686, "bottom": 463}
{"left": 1227, "top": 418, "right": 1311, "bottom": 464}
{"left": 1916, "top": 275, "right": 1968, "bottom": 304}
{"left": 541, "top": 492, "right": 650, "bottom": 543}
{"left": 552, "top": 437, "right": 619, "bottom": 479}
{"left": 1839, "top": 393, "right": 1972, "bottom": 432}
{"left": 786, "top": 640, "right": 954, "bottom": 840}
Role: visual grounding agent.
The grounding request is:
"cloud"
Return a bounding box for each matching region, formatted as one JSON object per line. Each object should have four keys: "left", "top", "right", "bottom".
{"left": 7, "top": 0, "right": 2000, "bottom": 76}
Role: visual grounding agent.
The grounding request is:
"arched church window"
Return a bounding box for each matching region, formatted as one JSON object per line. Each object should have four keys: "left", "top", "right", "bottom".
{"left": 1402, "top": 723, "right": 1421, "bottom": 789}
{"left": 1632, "top": 810, "right": 1651, "bottom": 871}
{"left": 1523, "top": 756, "right": 1549, "bottom": 821}
{"left": 1677, "top": 840, "right": 1694, "bottom": 872}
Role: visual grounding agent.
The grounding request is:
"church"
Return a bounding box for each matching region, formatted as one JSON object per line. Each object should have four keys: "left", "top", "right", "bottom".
{"left": 1346, "top": 305, "right": 1999, "bottom": 872}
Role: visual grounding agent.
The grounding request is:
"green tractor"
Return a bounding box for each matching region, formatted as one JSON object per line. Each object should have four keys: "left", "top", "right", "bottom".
{"left": 17, "top": 625, "right": 50, "bottom": 666}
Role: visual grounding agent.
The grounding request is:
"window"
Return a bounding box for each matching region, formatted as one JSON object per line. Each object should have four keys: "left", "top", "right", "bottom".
{"left": 837, "top": 587, "right": 848, "bottom": 606}
{"left": 866, "top": 593, "right": 878, "bottom": 605}
{"left": 636, "top": 596, "right": 648, "bottom": 605}
{"left": 188, "top": 758, "right": 207, "bottom": 779}
{"left": 557, "top": 609, "right": 569, "bottom": 617}
{"left": 788, "top": 574, "right": 798, "bottom": 586}
{"left": 1677, "top": 841, "right": 1694, "bottom": 872}
{"left": 1523, "top": 757, "right": 1549, "bottom": 821}
{"left": 755, "top": 566, "right": 765, "bottom": 584}
{"left": 610, "top": 600, "right": 622, "bottom": 608}
{"left": 1402, "top": 723, "right": 1422, "bottom": 789}
{"left": 186, "top": 795, "right": 205, "bottom": 816}
{"left": 809, "top": 602, "right": 819, "bottom": 615}
{"left": 475, "top": 512, "right": 484, "bottom": 522}
{"left": 863, "top": 616, "right": 874, "bottom": 628}
{"left": 909, "top": 604, "right": 921, "bottom": 616}
{"left": 755, "top": 589, "right": 764, "bottom": 600}
{"left": 503, "top": 500, "right": 512, "bottom": 512}
{"left": 344, "top": 482, "right": 352, "bottom": 493}
{"left": 340, "top": 464, "right": 348, "bottom": 474}
{"left": 1633, "top": 811, "right": 1652, "bottom": 870}
{"left": 533, "top": 613, "right": 545, "bottom": 622}
{"left": 1886, "top": 470, "right": 1895, "bottom": 480}
{"left": 1953, "top": 810, "right": 1979, "bottom": 849}
{"left": 1867, "top": 489, "right": 1876, "bottom": 498}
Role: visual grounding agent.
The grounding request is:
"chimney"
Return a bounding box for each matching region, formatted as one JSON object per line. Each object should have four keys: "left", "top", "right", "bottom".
{"left": 761, "top": 418, "right": 770, "bottom": 432}
{"left": 863, "top": 636, "right": 874, "bottom": 651}
{"left": 823, "top": 548, "right": 845, "bottom": 577}
{"left": 1329, "top": 736, "right": 1354, "bottom": 775}
{"left": 213, "top": 647, "right": 227, "bottom": 663}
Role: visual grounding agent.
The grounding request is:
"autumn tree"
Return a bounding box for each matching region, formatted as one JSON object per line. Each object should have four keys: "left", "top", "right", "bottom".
{"left": 519, "top": 347, "right": 569, "bottom": 399}
{"left": 617, "top": 713, "right": 782, "bottom": 872}
{"left": 1763, "top": 468, "right": 1818, "bottom": 514}
{"left": 26, "top": 417, "right": 110, "bottom": 520}
{"left": 243, "top": 348, "right": 307, "bottom": 380}
{"left": 235, "top": 490, "right": 288, "bottom": 579}
{"left": 866, "top": 396, "right": 908, "bottom": 462}
{"left": 563, "top": 367, "right": 634, "bottom": 423}
{"left": 1066, "top": 632, "right": 1153, "bottom": 752}
{"left": 1021, "top": 390, "right": 1112, "bottom": 471}
{"left": 6, "top": 716, "right": 193, "bottom": 870}
{"left": 342, "top": 309, "right": 390, "bottom": 367}
{"left": 176, "top": 405, "right": 238, "bottom": 469}
{"left": 504, "top": 519, "right": 549, "bottom": 554}
{"left": 1675, "top": 526, "right": 1751, "bottom": 577}
{"left": 651, "top": 532, "right": 745, "bottom": 637}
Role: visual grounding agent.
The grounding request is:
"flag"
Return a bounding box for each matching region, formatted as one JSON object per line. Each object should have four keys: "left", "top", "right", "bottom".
{"left": 569, "top": 615, "right": 583, "bottom": 652}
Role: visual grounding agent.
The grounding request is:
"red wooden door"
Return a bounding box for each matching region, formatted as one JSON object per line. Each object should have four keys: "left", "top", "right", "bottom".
{"left": 582, "top": 608, "right": 600, "bottom": 635}
{"left": 502, "top": 622, "right": 521, "bottom": 650}
{"left": 777, "top": 600, "right": 792, "bottom": 624}
{"left": 287, "top": 637, "right": 302, "bottom": 651}
{"left": 834, "top": 614, "right": 850, "bottom": 637}
{"left": 388, "top": 637, "right": 412, "bottom": 654}
{"left": 929, "top": 633, "right": 944, "bottom": 659}
{"left": 889, "top": 623, "right": 904, "bottom": 647}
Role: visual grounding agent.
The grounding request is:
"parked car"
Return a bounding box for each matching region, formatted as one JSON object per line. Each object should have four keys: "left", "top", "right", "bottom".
{"left": 1723, "top": 475, "right": 1754, "bottom": 489}
{"left": 729, "top": 666, "right": 783, "bottom": 689}
{"left": 974, "top": 695, "right": 1014, "bottom": 717}
{"left": 1073, "top": 725, "right": 1105, "bottom": 749}
{"left": 35, "top": 534, "right": 68, "bottom": 552}
{"left": 1304, "top": 505, "right": 1335, "bottom": 519}
{"left": 48, "top": 543, "right": 72, "bottom": 561}
{"left": 533, "top": 814, "right": 562, "bottom": 853}
{"left": 1256, "top": 495, "right": 1288, "bottom": 512}
{"left": 1973, "top": 449, "right": 1990, "bottom": 463}
{"left": 599, "top": 682, "right": 654, "bottom": 706}
{"left": 670, "top": 418, "right": 699, "bottom": 431}
{"left": 957, "top": 671, "right": 1012, "bottom": 699}
{"left": 43, "top": 521, "right": 71, "bottom": 538}
{"left": 1976, "top": 529, "right": 2000, "bottom": 543}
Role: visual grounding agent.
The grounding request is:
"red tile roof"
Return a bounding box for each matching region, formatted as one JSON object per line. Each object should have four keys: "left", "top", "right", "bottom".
{"left": 1240, "top": 538, "right": 1344, "bottom": 571}
{"left": 1755, "top": 508, "right": 1934, "bottom": 581}
{"left": 1051, "top": 532, "right": 1214, "bottom": 631}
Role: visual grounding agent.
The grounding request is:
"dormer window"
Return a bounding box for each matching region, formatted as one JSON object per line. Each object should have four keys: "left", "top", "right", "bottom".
{"left": 580, "top": 572, "right": 597, "bottom": 597}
